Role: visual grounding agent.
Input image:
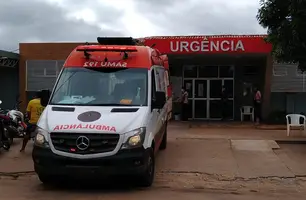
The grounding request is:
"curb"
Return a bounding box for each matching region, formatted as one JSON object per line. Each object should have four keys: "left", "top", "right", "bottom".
{"left": 169, "top": 121, "right": 289, "bottom": 130}
{"left": 188, "top": 125, "right": 287, "bottom": 130}
{"left": 275, "top": 140, "right": 306, "bottom": 144}
{"left": 0, "top": 171, "right": 35, "bottom": 177}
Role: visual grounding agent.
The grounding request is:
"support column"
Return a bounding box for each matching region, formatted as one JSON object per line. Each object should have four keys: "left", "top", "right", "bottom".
{"left": 262, "top": 54, "right": 273, "bottom": 120}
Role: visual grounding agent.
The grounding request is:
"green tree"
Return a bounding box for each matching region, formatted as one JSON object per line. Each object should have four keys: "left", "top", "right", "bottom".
{"left": 257, "top": 0, "right": 306, "bottom": 71}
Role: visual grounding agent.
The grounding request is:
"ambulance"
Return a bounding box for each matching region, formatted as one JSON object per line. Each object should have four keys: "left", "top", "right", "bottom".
{"left": 32, "top": 37, "right": 172, "bottom": 187}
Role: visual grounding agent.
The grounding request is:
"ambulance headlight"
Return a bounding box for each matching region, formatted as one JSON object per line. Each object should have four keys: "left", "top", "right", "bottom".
{"left": 34, "top": 128, "right": 50, "bottom": 148}
{"left": 122, "top": 127, "right": 146, "bottom": 149}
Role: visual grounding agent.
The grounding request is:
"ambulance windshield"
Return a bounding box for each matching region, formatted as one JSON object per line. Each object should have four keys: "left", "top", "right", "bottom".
{"left": 50, "top": 67, "right": 148, "bottom": 106}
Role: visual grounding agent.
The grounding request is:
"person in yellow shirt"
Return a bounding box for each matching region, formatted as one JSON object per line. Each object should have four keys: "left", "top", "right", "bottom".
{"left": 20, "top": 91, "right": 45, "bottom": 152}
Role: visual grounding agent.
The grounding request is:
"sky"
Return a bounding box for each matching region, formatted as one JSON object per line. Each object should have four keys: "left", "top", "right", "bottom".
{"left": 0, "top": 0, "right": 266, "bottom": 52}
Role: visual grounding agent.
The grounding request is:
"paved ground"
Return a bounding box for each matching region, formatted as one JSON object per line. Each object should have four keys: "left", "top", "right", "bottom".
{"left": 1, "top": 176, "right": 305, "bottom": 200}
{"left": 0, "top": 176, "right": 305, "bottom": 200}
{"left": 1, "top": 124, "right": 306, "bottom": 199}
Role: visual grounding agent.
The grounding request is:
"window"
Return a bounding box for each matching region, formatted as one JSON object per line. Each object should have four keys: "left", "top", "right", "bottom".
{"left": 50, "top": 67, "right": 148, "bottom": 106}
{"left": 219, "top": 66, "right": 234, "bottom": 78}
{"left": 243, "top": 66, "right": 259, "bottom": 75}
{"left": 169, "top": 65, "right": 182, "bottom": 77}
{"left": 273, "top": 64, "right": 288, "bottom": 76}
{"left": 296, "top": 65, "right": 306, "bottom": 77}
{"left": 198, "top": 66, "right": 218, "bottom": 78}
{"left": 26, "top": 60, "right": 59, "bottom": 91}
{"left": 32, "top": 67, "right": 45, "bottom": 76}
{"left": 273, "top": 65, "right": 288, "bottom": 76}
{"left": 45, "top": 65, "right": 57, "bottom": 76}
{"left": 27, "top": 60, "right": 57, "bottom": 77}
{"left": 183, "top": 65, "right": 197, "bottom": 78}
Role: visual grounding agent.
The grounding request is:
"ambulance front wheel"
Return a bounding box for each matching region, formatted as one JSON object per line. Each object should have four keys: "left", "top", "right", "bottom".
{"left": 38, "top": 173, "right": 55, "bottom": 185}
{"left": 138, "top": 148, "right": 155, "bottom": 187}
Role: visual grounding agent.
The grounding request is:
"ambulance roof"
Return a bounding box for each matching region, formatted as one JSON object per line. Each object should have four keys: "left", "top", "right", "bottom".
{"left": 63, "top": 44, "right": 164, "bottom": 69}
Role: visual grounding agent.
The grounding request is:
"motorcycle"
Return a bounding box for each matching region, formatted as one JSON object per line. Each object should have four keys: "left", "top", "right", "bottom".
{"left": 0, "top": 100, "right": 27, "bottom": 145}
{"left": 0, "top": 100, "right": 11, "bottom": 150}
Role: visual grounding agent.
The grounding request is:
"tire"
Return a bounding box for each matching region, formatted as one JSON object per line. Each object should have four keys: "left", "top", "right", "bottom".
{"left": 38, "top": 174, "right": 55, "bottom": 185}
{"left": 159, "top": 124, "right": 167, "bottom": 150}
{"left": 3, "top": 128, "right": 13, "bottom": 145}
{"left": 138, "top": 149, "right": 155, "bottom": 187}
{"left": 8, "top": 136, "right": 13, "bottom": 145}
{"left": 2, "top": 142, "right": 10, "bottom": 151}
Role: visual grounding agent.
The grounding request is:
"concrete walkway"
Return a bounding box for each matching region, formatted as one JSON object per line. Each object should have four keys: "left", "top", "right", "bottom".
{"left": 231, "top": 140, "right": 294, "bottom": 178}
{"left": 157, "top": 139, "right": 238, "bottom": 178}
{"left": 157, "top": 138, "right": 303, "bottom": 180}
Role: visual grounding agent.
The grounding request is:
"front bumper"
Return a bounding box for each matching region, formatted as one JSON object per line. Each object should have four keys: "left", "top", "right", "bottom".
{"left": 32, "top": 146, "right": 150, "bottom": 178}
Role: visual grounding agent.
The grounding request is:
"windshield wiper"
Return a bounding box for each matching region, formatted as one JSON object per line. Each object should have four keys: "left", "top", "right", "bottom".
{"left": 88, "top": 103, "right": 136, "bottom": 106}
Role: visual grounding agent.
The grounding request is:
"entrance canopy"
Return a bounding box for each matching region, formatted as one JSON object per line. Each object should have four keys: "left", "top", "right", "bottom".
{"left": 143, "top": 35, "right": 272, "bottom": 55}
{"left": 0, "top": 50, "right": 19, "bottom": 68}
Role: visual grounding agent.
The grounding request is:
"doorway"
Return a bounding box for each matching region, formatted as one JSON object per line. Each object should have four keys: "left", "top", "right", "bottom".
{"left": 183, "top": 65, "right": 234, "bottom": 120}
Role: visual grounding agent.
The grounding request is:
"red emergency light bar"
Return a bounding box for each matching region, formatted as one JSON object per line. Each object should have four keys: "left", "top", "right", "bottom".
{"left": 76, "top": 46, "right": 138, "bottom": 52}
{"left": 97, "top": 37, "right": 137, "bottom": 45}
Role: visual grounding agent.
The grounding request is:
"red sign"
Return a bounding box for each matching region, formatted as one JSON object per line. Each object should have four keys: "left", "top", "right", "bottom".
{"left": 53, "top": 124, "right": 116, "bottom": 132}
{"left": 143, "top": 35, "right": 272, "bottom": 54}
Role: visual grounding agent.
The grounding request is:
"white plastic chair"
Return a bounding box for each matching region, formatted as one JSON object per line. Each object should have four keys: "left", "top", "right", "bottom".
{"left": 286, "top": 114, "right": 306, "bottom": 136}
{"left": 240, "top": 106, "right": 254, "bottom": 122}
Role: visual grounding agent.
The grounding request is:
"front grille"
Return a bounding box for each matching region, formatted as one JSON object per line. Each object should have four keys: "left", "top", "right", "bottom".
{"left": 50, "top": 132, "right": 120, "bottom": 154}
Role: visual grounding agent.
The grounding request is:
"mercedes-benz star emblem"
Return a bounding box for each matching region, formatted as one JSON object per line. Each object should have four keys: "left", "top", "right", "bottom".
{"left": 76, "top": 136, "right": 90, "bottom": 151}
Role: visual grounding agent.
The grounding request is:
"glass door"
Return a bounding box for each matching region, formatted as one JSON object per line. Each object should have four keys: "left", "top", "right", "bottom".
{"left": 183, "top": 79, "right": 193, "bottom": 119}
{"left": 208, "top": 80, "right": 223, "bottom": 119}
{"left": 223, "top": 79, "right": 234, "bottom": 119}
{"left": 182, "top": 64, "right": 235, "bottom": 120}
{"left": 193, "top": 80, "right": 208, "bottom": 119}
{"left": 207, "top": 79, "right": 234, "bottom": 120}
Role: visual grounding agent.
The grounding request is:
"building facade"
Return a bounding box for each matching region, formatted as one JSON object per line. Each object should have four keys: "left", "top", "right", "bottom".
{"left": 19, "top": 35, "right": 292, "bottom": 121}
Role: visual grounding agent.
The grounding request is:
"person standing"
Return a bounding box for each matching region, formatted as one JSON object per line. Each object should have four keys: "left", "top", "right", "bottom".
{"left": 253, "top": 87, "right": 262, "bottom": 125}
{"left": 221, "top": 86, "right": 229, "bottom": 120}
{"left": 20, "top": 91, "right": 45, "bottom": 152}
{"left": 180, "top": 87, "right": 189, "bottom": 121}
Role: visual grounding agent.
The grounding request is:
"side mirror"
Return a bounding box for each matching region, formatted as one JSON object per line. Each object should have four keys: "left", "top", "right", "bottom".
{"left": 152, "top": 91, "right": 166, "bottom": 109}
{"left": 40, "top": 89, "right": 51, "bottom": 107}
{"left": 0, "top": 100, "right": 2, "bottom": 105}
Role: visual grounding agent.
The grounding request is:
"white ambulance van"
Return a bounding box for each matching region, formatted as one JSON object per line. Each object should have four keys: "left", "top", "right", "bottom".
{"left": 32, "top": 37, "right": 171, "bottom": 187}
